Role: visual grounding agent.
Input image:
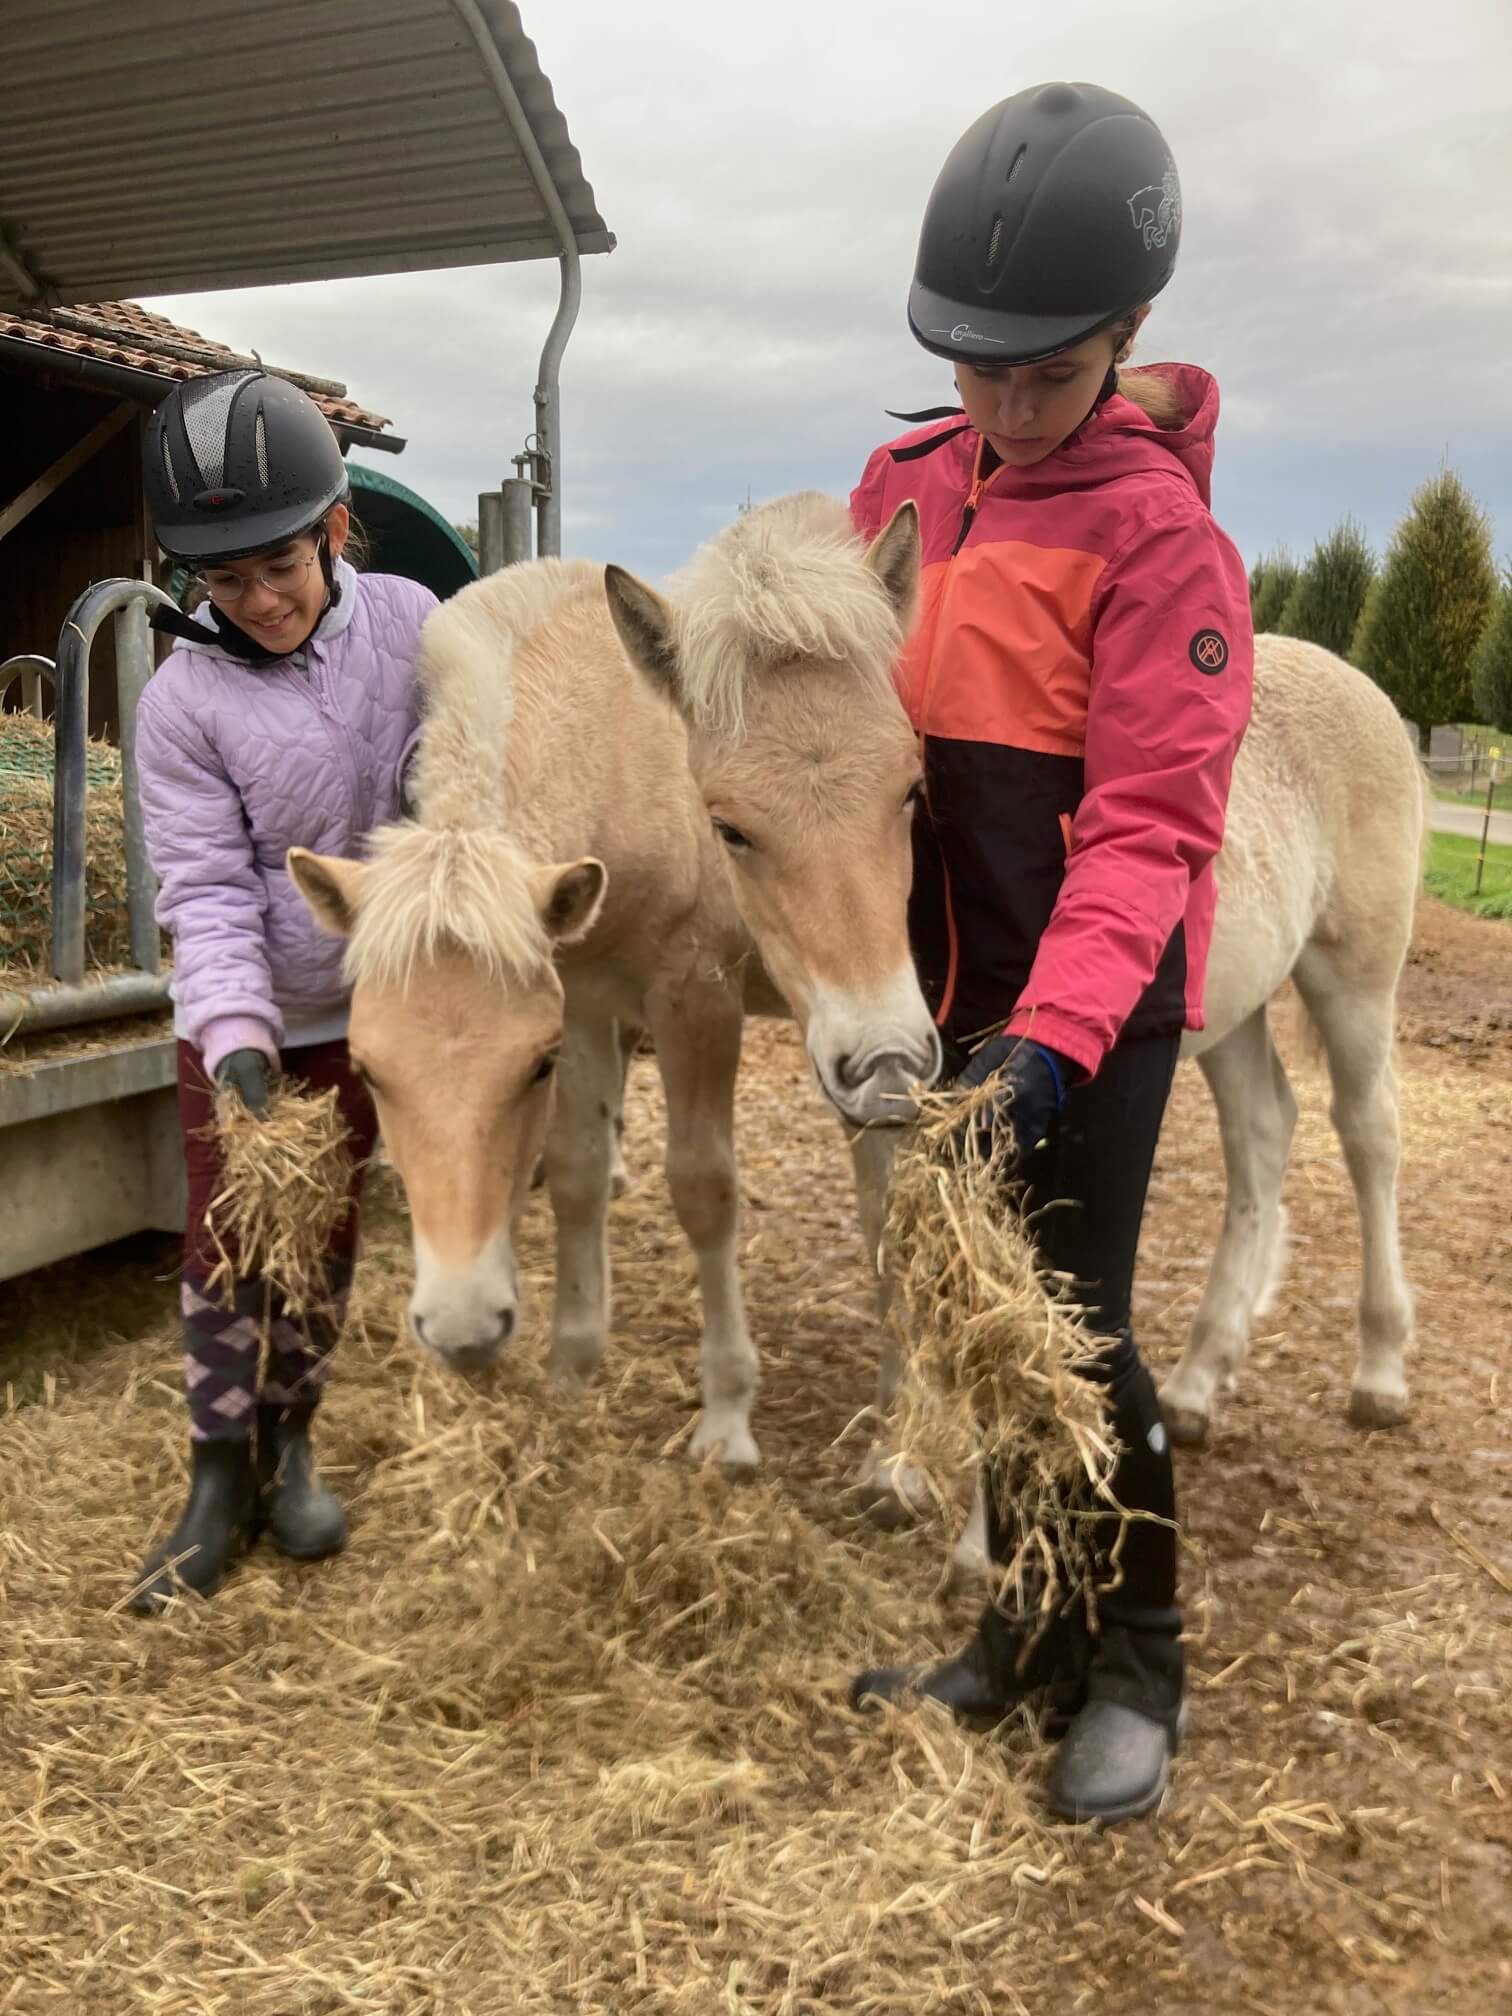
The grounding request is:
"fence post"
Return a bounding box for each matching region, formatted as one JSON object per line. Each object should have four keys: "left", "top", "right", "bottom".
{"left": 1475, "top": 756, "right": 1500, "bottom": 897}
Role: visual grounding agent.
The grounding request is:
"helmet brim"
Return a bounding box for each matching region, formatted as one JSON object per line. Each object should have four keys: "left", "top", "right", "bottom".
{"left": 152, "top": 485, "right": 350, "bottom": 566}
{"left": 907, "top": 276, "right": 1164, "bottom": 367}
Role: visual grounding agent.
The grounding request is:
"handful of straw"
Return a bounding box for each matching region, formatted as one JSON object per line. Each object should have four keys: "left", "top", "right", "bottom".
{"left": 883, "top": 1077, "right": 1127, "bottom": 1644}
{"left": 204, "top": 1079, "right": 355, "bottom": 1317}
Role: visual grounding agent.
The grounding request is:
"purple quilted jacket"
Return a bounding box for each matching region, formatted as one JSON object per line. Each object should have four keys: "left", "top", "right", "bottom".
{"left": 136, "top": 563, "right": 436, "bottom": 1075}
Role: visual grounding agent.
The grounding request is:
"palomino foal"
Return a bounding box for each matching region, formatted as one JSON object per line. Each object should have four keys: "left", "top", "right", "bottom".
{"left": 856, "top": 631, "right": 1426, "bottom": 1569}
{"left": 291, "top": 496, "right": 938, "bottom": 1468}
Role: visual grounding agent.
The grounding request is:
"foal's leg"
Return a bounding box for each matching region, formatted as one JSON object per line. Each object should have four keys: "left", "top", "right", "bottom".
{"left": 647, "top": 984, "right": 759, "bottom": 1469}
{"left": 544, "top": 1015, "right": 622, "bottom": 1380}
{"left": 1159, "top": 1007, "right": 1297, "bottom": 1444}
{"left": 607, "top": 1020, "right": 641, "bottom": 1201}
{"left": 1292, "top": 947, "right": 1414, "bottom": 1429}
{"left": 847, "top": 1123, "right": 935, "bottom": 1525}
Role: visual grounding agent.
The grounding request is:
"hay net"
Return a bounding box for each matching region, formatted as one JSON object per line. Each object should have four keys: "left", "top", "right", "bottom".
{"left": 883, "top": 1077, "right": 1132, "bottom": 1658}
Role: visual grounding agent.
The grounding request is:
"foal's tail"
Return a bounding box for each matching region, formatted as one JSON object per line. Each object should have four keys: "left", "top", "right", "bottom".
{"left": 408, "top": 557, "right": 602, "bottom": 829}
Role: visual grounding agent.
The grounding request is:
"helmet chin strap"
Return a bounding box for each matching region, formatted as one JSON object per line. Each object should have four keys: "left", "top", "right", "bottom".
{"left": 152, "top": 521, "right": 345, "bottom": 665}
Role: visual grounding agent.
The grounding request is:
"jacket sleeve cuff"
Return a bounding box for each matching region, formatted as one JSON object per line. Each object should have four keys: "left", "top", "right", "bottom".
{"left": 1002, "top": 1007, "right": 1107, "bottom": 1082}
{"left": 199, "top": 1016, "right": 280, "bottom": 1081}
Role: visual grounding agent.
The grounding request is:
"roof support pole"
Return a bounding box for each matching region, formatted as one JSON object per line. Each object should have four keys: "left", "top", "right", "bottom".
{"left": 449, "top": 0, "right": 582, "bottom": 558}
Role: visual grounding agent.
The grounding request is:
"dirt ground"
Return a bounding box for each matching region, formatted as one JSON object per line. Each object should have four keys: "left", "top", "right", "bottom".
{"left": 0, "top": 895, "right": 1508, "bottom": 2015}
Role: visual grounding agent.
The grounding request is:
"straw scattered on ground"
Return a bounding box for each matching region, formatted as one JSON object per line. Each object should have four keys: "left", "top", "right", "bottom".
{"left": 204, "top": 1080, "right": 355, "bottom": 1316}
{"left": 0, "top": 896, "right": 1509, "bottom": 2015}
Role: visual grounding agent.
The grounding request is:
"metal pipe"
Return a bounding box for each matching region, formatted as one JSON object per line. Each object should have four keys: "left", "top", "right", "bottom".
{"left": 51, "top": 578, "right": 176, "bottom": 985}
{"left": 501, "top": 477, "right": 534, "bottom": 568}
{"left": 0, "top": 970, "right": 172, "bottom": 1038}
{"left": 447, "top": 0, "right": 582, "bottom": 558}
{"left": 1, "top": 652, "right": 54, "bottom": 720}
{"left": 477, "top": 489, "right": 505, "bottom": 574}
{"left": 533, "top": 256, "right": 581, "bottom": 560}
{"left": 113, "top": 601, "right": 162, "bottom": 972}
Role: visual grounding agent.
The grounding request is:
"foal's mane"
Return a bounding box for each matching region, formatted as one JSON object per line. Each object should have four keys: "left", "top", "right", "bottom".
{"left": 343, "top": 560, "right": 602, "bottom": 990}
{"left": 668, "top": 491, "right": 905, "bottom": 740}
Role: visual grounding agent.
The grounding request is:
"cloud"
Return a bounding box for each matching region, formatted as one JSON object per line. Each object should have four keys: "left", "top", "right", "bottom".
{"left": 148, "top": 0, "right": 1512, "bottom": 579}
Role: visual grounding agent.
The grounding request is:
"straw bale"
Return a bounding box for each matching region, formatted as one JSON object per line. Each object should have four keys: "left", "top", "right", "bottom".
{"left": 0, "top": 709, "right": 136, "bottom": 979}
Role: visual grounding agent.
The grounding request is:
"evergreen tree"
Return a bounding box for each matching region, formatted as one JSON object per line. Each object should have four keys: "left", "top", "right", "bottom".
{"left": 1249, "top": 549, "right": 1300, "bottom": 633}
{"left": 1471, "top": 565, "right": 1512, "bottom": 735}
{"left": 1351, "top": 471, "right": 1497, "bottom": 752}
{"left": 1276, "top": 520, "right": 1376, "bottom": 657}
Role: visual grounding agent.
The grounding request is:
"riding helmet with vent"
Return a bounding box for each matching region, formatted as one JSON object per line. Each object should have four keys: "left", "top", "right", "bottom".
{"left": 908, "top": 82, "right": 1182, "bottom": 367}
{"left": 145, "top": 369, "right": 350, "bottom": 563}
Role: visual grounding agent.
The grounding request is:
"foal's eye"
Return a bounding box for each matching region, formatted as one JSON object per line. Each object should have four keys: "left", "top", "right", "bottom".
{"left": 531, "top": 1052, "right": 559, "bottom": 1086}
{"left": 711, "top": 817, "right": 753, "bottom": 853}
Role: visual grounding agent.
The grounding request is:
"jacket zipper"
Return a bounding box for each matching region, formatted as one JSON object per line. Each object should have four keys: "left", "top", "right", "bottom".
{"left": 296, "top": 647, "right": 364, "bottom": 837}
{"left": 921, "top": 447, "right": 1003, "bottom": 1031}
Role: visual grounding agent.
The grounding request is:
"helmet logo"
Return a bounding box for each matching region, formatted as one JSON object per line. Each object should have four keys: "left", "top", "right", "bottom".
{"left": 940, "top": 322, "right": 1006, "bottom": 346}
{"left": 1126, "top": 162, "right": 1182, "bottom": 251}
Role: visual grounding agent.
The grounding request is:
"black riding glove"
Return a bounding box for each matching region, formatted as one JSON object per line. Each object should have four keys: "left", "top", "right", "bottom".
{"left": 214, "top": 1048, "right": 272, "bottom": 1117}
{"left": 955, "top": 1034, "right": 1079, "bottom": 1170}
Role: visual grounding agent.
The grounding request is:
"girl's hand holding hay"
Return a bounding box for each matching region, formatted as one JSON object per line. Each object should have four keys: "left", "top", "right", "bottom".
{"left": 204, "top": 1075, "right": 355, "bottom": 1319}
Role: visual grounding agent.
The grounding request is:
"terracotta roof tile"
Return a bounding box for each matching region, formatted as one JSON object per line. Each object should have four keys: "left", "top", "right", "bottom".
{"left": 0, "top": 300, "right": 392, "bottom": 435}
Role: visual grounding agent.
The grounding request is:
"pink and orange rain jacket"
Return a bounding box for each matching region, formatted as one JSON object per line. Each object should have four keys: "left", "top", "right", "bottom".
{"left": 851, "top": 363, "right": 1255, "bottom": 1079}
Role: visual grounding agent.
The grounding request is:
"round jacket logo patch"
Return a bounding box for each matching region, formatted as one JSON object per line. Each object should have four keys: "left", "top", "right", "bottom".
{"left": 1190, "top": 628, "right": 1229, "bottom": 674}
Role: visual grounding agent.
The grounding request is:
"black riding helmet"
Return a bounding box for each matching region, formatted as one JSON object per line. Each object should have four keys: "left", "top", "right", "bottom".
{"left": 908, "top": 82, "right": 1181, "bottom": 367}
{"left": 146, "top": 368, "right": 350, "bottom": 564}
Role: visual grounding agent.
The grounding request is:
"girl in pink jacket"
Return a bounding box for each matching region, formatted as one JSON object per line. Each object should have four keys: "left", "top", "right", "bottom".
{"left": 131, "top": 370, "right": 435, "bottom": 1613}
{"left": 850, "top": 84, "right": 1254, "bottom": 1824}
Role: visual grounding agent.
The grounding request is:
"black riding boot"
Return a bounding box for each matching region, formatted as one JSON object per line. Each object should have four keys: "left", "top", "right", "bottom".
{"left": 131, "top": 1438, "right": 260, "bottom": 1613}
{"left": 256, "top": 1403, "right": 347, "bottom": 1560}
{"left": 1048, "top": 1343, "right": 1186, "bottom": 1822}
{"left": 850, "top": 1594, "right": 1091, "bottom": 1726}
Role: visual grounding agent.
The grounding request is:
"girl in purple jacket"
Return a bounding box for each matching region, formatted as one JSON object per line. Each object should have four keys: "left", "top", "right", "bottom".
{"left": 131, "top": 370, "right": 435, "bottom": 1613}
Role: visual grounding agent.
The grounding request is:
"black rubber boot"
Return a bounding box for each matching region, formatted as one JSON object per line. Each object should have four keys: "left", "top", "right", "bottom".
{"left": 131, "top": 1438, "right": 260, "bottom": 1613}
{"left": 256, "top": 1403, "right": 347, "bottom": 1560}
{"left": 1048, "top": 1611, "right": 1186, "bottom": 1823}
{"left": 851, "top": 1599, "right": 1091, "bottom": 1727}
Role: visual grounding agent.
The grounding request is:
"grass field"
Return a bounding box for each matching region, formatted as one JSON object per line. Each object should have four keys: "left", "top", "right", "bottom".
{"left": 1424, "top": 829, "right": 1512, "bottom": 918}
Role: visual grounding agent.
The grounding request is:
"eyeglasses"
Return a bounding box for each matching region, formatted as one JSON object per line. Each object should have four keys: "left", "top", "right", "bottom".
{"left": 195, "top": 547, "right": 318, "bottom": 605}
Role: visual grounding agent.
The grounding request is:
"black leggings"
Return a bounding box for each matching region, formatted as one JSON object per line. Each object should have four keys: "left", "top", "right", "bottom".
{"left": 978, "top": 1032, "right": 1181, "bottom": 1623}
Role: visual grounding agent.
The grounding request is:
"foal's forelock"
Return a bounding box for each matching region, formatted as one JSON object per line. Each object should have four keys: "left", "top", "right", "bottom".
{"left": 342, "top": 821, "right": 553, "bottom": 993}
{"left": 670, "top": 495, "right": 907, "bottom": 741}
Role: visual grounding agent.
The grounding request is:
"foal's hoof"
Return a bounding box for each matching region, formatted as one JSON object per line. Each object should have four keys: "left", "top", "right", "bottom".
{"left": 854, "top": 1449, "right": 930, "bottom": 1530}
{"left": 1162, "top": 1404, "right": 1210, "bottom": 1449}
{"left": 1348, "top": 1387, "right": 1411, "bottom": 1431}
{"left": 944, "top": 1533, "right": 991, "bottom": 1594}
{"left": 689, "top": 1415, "right": 760, "bottom": 1473}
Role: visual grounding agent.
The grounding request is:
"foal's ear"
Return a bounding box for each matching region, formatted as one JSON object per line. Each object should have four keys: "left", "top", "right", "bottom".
{"left": 288, "top": 848, "right": 366, "bottom": 937}
{"left": 530, "top": 857, "right": 608, "bottom": 947}
{"left": 865, "top": 501, "right": 921, "bottom": 629}
{"left": 604, "top": 565, "right": 682, "bottom": 702}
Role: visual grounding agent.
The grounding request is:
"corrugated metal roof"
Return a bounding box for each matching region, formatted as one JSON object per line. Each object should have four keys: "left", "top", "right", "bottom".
{"left": 0, "top": 300, "right": 394, "bottom": 436}
{"left": 0, "top": 0, "right": 613, "bottom": 309}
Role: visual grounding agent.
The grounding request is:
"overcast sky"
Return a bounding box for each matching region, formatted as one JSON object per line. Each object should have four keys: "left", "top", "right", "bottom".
{"left": 150, "top": 0, "right": 1512, "bottom": 585}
